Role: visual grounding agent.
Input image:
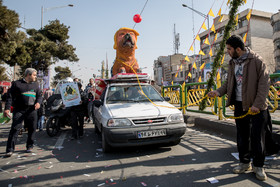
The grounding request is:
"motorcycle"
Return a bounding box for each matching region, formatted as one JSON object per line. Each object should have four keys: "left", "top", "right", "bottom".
{"left": 45, "top": 94, "right": 72, "bottom": 137}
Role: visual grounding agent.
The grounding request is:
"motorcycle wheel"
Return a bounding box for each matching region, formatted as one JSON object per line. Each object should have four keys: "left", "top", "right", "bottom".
{"left": 46, "top": 117, "right": 60, "bottom": 137}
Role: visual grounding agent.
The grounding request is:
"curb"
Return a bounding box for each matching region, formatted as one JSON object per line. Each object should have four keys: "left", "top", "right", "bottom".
{"left": 184, "top": 113, "right": 280, "bottom": 144}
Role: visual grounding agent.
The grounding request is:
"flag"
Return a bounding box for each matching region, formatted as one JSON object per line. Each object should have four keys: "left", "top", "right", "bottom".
{"left": 217, "top": 8, "right": 221, "bottom": 16}
{"left": 235, "top": 15, "right": 239, "bottom": 25}
{"left": 243, "top": 33, "right": 247, "bottom": 43}
{"left": 193, "top": 62, "right": 197, "bottom": 69}
{"left": 171, "top": 81, "right": 173, "bottom": 85}
{"left": 214, "top": 33, "right": 218, "bottom": 41}
{"left": 210, "top": 24, "right": 216, "bottom": 33}
{"left": 202, "top": 22, "right": 207, "bottom": 30}
{"left": 198, "top": 76, "right": 202, "bottom": 82}
{"left": 209, "top": 49, "right": 213, "bottom": 56}
{"left": 227, "top": 0, "right": 230, "bottom": 6}
{"left": 189, "top": 45, "right": 194, "bottom": 51}
{"left": 221, "top": 54, "right": 225, "bottom": 65}
{"left": 195, "top": 35, "right": 201, "bottom": 41}
{"left": 217, "top": 72, "right": 221, "bottom": 81}
{"left": 185, "top": 55, "right": 190, "bottom": 62}
{"left": 180, "top": 64, "right": 183, "bottom": 71}
{"left": 175, "top": 73, "right": 178, "bottom": 78}
{"left": 219, "top": 15, "right": 224, "bottom": 22}
{"left": 208, "top": 9, "right": 215, "bottom": 17}
{"left": 188, "top": 72, "right": 192, "bottom": 78}
{"left": 204, "top": 37, "right": 210, "bottom": 45}
{"left": 199, "top": 50, "right": 205, "bottom": 56}
{"left": 246, "top": 9, "right": 252, "bottom": 21}
{"left": 243, "top": 0, "right": 247, "bottom": 3}
{"left": 200, "top": 63, "right": 205, "bottom": 70}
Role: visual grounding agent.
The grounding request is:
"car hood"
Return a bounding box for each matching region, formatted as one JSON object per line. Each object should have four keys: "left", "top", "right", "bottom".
{"left": 107, "top": 101, "right": 180, "bottom": 118}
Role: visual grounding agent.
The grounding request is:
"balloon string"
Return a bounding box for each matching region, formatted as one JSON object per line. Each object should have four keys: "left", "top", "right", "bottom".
{"left": 133, "top": 0, "right": 149, "bottom": 29}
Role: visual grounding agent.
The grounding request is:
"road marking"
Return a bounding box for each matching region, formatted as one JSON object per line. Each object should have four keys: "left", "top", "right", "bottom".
{"left": 54, "top": 132, "right": 67, "bottom": 150}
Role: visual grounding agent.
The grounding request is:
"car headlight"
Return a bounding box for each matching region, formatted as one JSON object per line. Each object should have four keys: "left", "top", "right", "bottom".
{"left": 107, "top": 118, "right": 132, "bottom": 127}
{"left": 168, "top": 113, "right": 184, "bottom": 123}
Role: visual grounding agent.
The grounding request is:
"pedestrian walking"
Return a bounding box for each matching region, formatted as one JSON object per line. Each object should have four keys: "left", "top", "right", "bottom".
{"left": 85, "top": 78, "right": 95, "bottom": 123}
{"left": 70, "top": 82, "right": 87, "bottom": 139}
{"left": 4, "top": 68, "right": 43, "bottom": 157}
{"left": 207, "top": 35, "right": 270, "bottom": 181}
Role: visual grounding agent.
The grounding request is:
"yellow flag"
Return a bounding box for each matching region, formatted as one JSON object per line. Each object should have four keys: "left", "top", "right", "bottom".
{"left": 180, "top": 64, "right": 183, "bottom": 71}
{"left": 198, "top": 76, "right": 202, "bottom": 82}
{"left": 243, "top": 33, "right": 247, "bottom": 43}
{"left": 200, "top": 63, "right": 205, "bottom": 70}
{"left": 193, "top": 62, "right": 197, "bottom": 69}
{"left": 199, "top": 50, "right": 205, "bottom": 56}
{"left": 217, "top": 72, "right": 221, "bottom": 81}
{"left": 246, "top": 9, "right": 252, "bottom": 21}
{"left": 171, "top": 81, "right": 173, "bottom": 85}
{"left": 209, "top": 48, "right": 213, "bottom": 56}
{"left": 217, "top": 8, "right": 221, "bottom": 16}
{"left": 195, "top": 35, "right": 200, "bottom": 41}
{"left": 185, "top": 55, "right": 190, "bottom": 62}
{"left": 243, "top": 0, "right": 247, "bottom": 3}
{"left": 208, "top": 9, "right": 215, "bottom": 17}
{"left": 221, "top": 54, "right": 225, "bottom": 65}
{"left": 235, "top": 15, "right": 239, "bottom": 25}
{"left": 214, "top": 33, "right": 217, "bottom": 41}
{"left": 218, "top": 15, "right": 224, "bottom": 22}
{"left": 188, "top": 72, "right": 192, "bottom": 78}
{"left": 227, "top": 0, "right": 230, "bottom": 6}
{"left": 210, "top": 24, "right": 216, "bottom": 33}
{"left": 202, "top": 22, "right": 207, "bottom": 30}
{"left": 189, "top": 45, "right": 194, "bottom": 51}
{"left": 204, "top": 37, "right": 210, "bottom": 45}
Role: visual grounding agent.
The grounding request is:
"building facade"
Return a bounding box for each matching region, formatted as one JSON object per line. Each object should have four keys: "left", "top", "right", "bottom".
{"left": 153, "top": 54, "right": 196, "bottom": 85}
{"left": 199, "top": 9, "right": 275, "bottom": 81}
{"left": 271, "top": 10, "right": 280, "bottom": 73}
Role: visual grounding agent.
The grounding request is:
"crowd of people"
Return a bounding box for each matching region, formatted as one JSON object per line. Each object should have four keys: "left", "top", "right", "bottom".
{"left": 1, "top": 69, "right": 94, "bottom": 157}
{"left": 1, "top": 38, "right": 279, "bottom": 182}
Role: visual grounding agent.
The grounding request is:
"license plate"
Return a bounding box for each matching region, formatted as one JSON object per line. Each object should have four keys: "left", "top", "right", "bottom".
{"left": 137, "top": 129, "right": 166, "bottom": 139}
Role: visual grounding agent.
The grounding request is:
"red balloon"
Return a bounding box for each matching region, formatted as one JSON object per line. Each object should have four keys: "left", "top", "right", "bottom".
{"left": 133, "top": 14, "right": 142, "bottom": 23}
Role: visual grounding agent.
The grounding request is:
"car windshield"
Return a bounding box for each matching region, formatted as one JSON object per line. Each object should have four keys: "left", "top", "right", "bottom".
{"left": 106, "top": 85, "right": 164, "bottom": 104}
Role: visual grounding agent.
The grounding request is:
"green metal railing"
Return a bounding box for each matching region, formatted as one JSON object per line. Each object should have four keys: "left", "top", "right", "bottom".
{"left": 162, "top": 73, "right": 280, "bottom": 125}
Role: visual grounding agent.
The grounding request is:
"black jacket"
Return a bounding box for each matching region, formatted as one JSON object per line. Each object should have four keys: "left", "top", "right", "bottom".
{"left": 5, "top": 79, "right": 43, "bottom": 111}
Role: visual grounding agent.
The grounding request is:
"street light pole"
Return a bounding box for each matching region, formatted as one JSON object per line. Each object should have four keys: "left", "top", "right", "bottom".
{"left": 182, "top": 4, "right": 209, "bottom": 29}
{"left": 41, "top": 4, "right": 74, "bottom": 29}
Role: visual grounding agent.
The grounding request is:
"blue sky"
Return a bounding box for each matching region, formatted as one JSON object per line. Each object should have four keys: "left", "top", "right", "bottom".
{"left": 3, "top": 0, "right": 280, "bottom": 86}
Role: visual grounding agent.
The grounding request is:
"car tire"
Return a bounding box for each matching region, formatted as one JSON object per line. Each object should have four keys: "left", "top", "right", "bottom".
{"left": 102, "top": 129, "right": 111, "bottom": 153}
{"left": 46, "top": 117, "right": 60, "bottom": 137}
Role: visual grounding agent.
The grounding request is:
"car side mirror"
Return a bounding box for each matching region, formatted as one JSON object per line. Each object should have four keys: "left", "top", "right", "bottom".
{"left": 93, "top": 100, "right": 103, "bottom": 107}
{"left": 164, "top": 97, "right": 170, "bottom": 101}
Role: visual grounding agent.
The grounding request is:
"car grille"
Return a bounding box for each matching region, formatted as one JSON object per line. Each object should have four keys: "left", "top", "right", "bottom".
{"left": 132, "top": 117, "right": 166, "bottom": 125}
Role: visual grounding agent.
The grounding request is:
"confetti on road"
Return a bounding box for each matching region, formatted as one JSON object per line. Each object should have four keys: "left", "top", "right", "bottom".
{"left": 137, "top": 157, "right": 140, "bottom": 160}
{"left": 206, "top": 177, "right": 219, "bottom": 184}
{"left": 141, "top": 182, "right": 147, "bottom": 186}
{"left": 45, "top": 165, "right": 53, "bottom": 169}
{"left": 83, "top": 174, "right": 91, "bottom": 177}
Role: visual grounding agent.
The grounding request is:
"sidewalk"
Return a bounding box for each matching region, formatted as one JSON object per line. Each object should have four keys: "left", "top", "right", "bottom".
{"left": 184, "top": 111, "right": 280, "bottom": 143}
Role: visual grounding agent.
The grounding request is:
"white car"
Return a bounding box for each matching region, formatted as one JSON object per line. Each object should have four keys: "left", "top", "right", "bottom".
{"left": 93, "top": 79, "right": 186, "bottom": 152}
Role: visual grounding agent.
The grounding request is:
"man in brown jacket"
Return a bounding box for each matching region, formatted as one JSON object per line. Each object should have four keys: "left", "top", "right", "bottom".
{"left": 208, "top": 35, "right": 269, "bottom": 181}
